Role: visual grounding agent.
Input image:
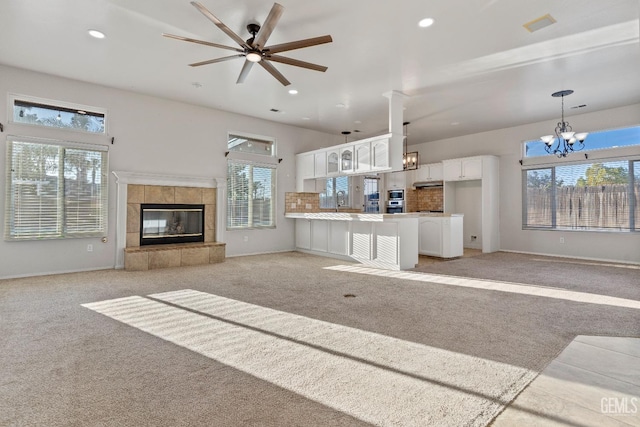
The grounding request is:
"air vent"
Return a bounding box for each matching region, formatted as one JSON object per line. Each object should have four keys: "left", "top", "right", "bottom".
{"left": 571, "top": 104, "right": 587, "bottom": 109}
{"left": 523, "top": 14, "right": 556, "bottom": 33}
{"left": 270, "top": 108, "right": 280, "bottom": 113}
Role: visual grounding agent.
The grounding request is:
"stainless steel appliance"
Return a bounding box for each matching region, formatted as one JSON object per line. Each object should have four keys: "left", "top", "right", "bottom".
{"left": 386, "top": 200, "right": 404, "bottom": 214}
{"left": 386, "top": 189, "right": 405, "bottom": 214}
{"left": 388, "top": 189, "right": 404, "bottom": 201}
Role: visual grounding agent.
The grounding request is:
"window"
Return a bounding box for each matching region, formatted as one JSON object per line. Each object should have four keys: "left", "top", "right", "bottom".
{"left": 524, "top": 125, "right": 640, "bottom": 158}
{"left": 11, "top": 95, "right": 106, "bottom": 134}
{"left": 227, "top": 161, "right": 275, "bottom": 229}
{"left": 320, "top": 176, "right": 350, "bottom": 209}
{"left": 5, "top": 138, "right": 109, "bottom": 240}
{"left": 523, "top": 160, "right": 638, "bottom": 231}
{"left": 227, "top": 133, "right": 274, "bottom": 156}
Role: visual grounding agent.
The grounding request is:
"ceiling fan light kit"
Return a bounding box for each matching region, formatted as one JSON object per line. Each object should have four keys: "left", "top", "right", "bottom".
{"left": 164, "top": 1, "right": 333, "bottom": 86}
{"left": 540, "top": 90, "right": 588, "bottom": 158}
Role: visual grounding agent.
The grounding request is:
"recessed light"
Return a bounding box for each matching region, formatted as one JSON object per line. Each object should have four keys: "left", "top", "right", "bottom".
{"left": 288, "top": 89, "right": 298, "bottom": 95}
{"left": 451, "top": 122, "right": 460, "bottom": 126}
{"left": 354, "top": 120, "right": 362, "bottom": 124}
{"left": 88, "top": 29, "right": 106, "bottom": 39}
{"left": 302, "top": 117, "right": 310, "bottom": 120}
{"left": 335, "top": 103, "right": 347, "bottom": 108}
{"left": 418, "top": 18, "right": 435, "bottom": 28}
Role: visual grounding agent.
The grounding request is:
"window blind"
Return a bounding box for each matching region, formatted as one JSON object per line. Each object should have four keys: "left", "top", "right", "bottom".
{"left": 5, "top": 138, "right": 108, "bottom": 240}
{"left": 524, "top": 160, "right": 636, "bottom": 231}
{"left": 227, "top": 160, "right": 275, "bottom": 229}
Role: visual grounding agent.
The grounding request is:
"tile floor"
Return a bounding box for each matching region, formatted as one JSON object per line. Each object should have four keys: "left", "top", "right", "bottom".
{"left": 492, "top": 335, "right": 640, "bottom": 427}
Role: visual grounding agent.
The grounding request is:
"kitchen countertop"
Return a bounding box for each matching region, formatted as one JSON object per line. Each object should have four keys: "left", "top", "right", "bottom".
{"left": 285, "top": 212, "right": 461, "bottom": 221}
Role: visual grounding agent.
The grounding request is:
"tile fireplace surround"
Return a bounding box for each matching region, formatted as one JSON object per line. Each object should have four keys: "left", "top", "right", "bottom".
{"left": 112, "top": 172, "right": 225, "bottom": 271}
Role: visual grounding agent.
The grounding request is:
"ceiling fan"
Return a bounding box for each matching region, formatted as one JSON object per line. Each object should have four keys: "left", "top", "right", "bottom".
{"left": 163, "top": 1, "right": 333, "bottom": 86}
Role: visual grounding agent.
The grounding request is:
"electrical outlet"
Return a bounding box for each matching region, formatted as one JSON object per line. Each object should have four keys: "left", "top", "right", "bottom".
{"left": 305, "top": 203, "right": 312, "bottom": 209}
{"left": 470, "top": 235, "right": 477, "bottom": 241}
{"left": 243, "top": 236, "right": 249, "bottom": 242}
{"left": 559, "top": 237, "right": 565, "bottom": 244}
{"left": 87, "top": 244, "right": 93, "bottom": 252}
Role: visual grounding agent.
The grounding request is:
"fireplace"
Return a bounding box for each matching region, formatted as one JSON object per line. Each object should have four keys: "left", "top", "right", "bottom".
{"left": 140, "top": 204, "right": 204, "bottom": 246}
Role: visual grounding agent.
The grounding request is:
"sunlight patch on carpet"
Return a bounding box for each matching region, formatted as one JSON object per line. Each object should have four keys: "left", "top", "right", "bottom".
{"left": 83, "top": 290, "right": 535, "bottom": 427}
{"left": 325, "top": 265, "right": 640, "bottom": 310}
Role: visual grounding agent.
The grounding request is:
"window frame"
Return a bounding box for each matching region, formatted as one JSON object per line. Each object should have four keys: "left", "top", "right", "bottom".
{"left": 320, "top": 176, "right": 352, "bottom": 209}
{"left": 227, "top": 131, "right": 276, "bottom": 157}
{"left": 5, "top": 136, "right": 109, "bottom": 241}
{"left": 8, "top": 93, "right": 108, "bottom": 135}
{"left": 522, "top": 157, "right": 639, "bottom": 233}
{"left": 226, "top": 159, "right": 277, "bottom": 231}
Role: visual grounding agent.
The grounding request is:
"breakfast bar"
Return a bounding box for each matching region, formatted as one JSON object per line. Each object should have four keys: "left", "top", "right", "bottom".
{"left": 285, "top": 212, "right": 420, "bottom": 270}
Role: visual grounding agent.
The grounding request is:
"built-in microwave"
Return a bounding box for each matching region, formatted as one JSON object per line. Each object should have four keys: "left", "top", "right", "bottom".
{"left": 388, "top": 189, "right": 404, "bottom": 201}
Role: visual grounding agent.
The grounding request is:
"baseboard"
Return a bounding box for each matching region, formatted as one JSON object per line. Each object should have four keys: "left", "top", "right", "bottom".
{"left": 225, "top": 249, "right": 295, "bottom": 258}
{"left": 500, "top": 249, "right": 640, "bottom": 266}
{"left": 0, "top": 265, "right": 115, "bottom": 281}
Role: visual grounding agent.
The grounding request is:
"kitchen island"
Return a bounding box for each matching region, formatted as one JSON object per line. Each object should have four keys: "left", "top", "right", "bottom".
{"left": 286, "top": 212, "right": 464, "bottom": 270}
{"left": 286, "top": 212, "right": 420, "bottom": 270}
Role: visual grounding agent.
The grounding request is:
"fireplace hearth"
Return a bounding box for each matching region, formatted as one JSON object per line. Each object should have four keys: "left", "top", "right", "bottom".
{"left": 140, "top": 203, "right": 204, "bottom": 246}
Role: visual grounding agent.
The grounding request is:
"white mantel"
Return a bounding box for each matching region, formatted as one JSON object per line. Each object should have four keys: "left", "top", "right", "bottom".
{"left": 112, "top": 171, "right": 225, "bottom": 269}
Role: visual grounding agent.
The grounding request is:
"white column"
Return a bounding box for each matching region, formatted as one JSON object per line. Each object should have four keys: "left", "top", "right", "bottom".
{"left": 382, "top": 90, "right": 409, "bottom": 171}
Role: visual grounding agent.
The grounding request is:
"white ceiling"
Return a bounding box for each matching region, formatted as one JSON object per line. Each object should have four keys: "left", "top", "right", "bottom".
{"left": 1, "top": 0, "right": 639, "bottom": 144}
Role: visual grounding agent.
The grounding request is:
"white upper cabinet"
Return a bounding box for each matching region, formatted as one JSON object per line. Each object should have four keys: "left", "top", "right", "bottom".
{"left": 443, "top": 156, "right": 483, "bottom": 181}
{"left": 386, "top": 170, "right": 406, "bottom": 190}
{"left": 415, "top": 163, "right": 443, "bottom": 182}
{"left": 314, "top": 152, "right": 327, "bottom": 178}
{"left": 355, "top": 141, "right": 372, "bottom": 172}
{"left": 340, "top": 146, "right": 354, "bottom": 173}
{"left": 371, "top": 138, "right": 389, "bottom": 170}
{"left": 326, "top": 149, "right": 340, "bottom": 175}
{"left": 298, "top": 153, "right": 315, "bottom": 179}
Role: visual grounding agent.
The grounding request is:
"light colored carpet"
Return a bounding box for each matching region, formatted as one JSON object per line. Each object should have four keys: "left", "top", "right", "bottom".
{"left": 1, "top": 251, "right": 639, "bottom": 426}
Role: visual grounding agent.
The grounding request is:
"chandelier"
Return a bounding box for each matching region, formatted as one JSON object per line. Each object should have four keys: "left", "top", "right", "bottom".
{"left": 402, "top": 121, "right": 418, "bottom": 170}
{"left": 540, "top": 90, "right": 588, "bottom": 158}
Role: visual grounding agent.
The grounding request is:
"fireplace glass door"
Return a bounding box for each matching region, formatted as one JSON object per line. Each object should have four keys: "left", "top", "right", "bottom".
{"left": 140, "top": 204, "right": 204, "bottom": 245}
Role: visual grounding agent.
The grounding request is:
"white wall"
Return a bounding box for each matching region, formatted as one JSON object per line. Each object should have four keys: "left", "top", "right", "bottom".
{"left": 409, "top": 103, "right": 640, "bottom": 264}
{"left": 0, "top": 65, "right": 342, "bottom": 278}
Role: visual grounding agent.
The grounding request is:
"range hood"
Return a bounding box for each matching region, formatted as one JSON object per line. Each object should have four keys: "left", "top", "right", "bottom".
{"left": 413, "top": 180, "right": 444, "bottom": 188}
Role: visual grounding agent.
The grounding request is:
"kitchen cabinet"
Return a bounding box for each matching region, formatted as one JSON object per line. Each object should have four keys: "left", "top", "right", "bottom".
{"left": 443, "top": 156, "right": 482, "bottom": 181}
{"left": 295, "top": 219, "right": 311, "bottom": 250}
{"left": 340, "top": 146, "right": 354, "bottom": 173}
{"left": 288, "top": 212, "right": 418, "bottom": 270}
{"left": 327, "top": 150, "right": 340, "bottom": 175}
{"left": 371, "top": 138, "right": 389, "bottom": 170}
{"left": 314, "top": 152, "right": 326, "bottom": 178}
{"left": 443, "top": 155, "right": 499, "bottom": 254}
{"left": 355, "top": 141, "right": 371, "bottom": 172}
{"left": 419, "top": 215, "right": 463, "bottom": 258}
{"left": 415, "top": 163, "right": 443, "bottom": 182}
{"left": 297, "top": 153, "right": 315, "bottom": 179}
{"left": 386, "top": 171, "right": 406, "bottom": 190}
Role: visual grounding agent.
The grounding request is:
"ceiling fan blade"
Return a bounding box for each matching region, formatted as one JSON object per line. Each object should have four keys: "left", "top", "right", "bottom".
{"left": 189, "top": 54, "right": 244, "bottom": 67}
{"left": 258, "top": 61, "right": 290, "bottom": 86}
{"left": 267, "top": 55, "right": 327, "bottom": 72}
{"left": 264, "top": 35, "right": 332, "bottom": 54}
{"left": 236, "top": 60, "right": 255, "bottom": 84}
{"left": 191, "top": 1, "right": 248, "bottom": 48}
{"left": 253, "top": 3, "right": 284, "bottom": 49}
{"left": 163, "top": 33, "right": 243, "bottom": 52}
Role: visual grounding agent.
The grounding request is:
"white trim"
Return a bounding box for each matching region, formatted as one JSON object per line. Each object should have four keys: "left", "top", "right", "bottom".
{"left": 500, "top": 249, "right": 640, "bottom": 266}
{"left": 225, "top": 249, "right": 295, "bottom": 258}
{"left": 0, "top": 265, "right": 114, "bottom": 281}
{"left": 112, "top": 170, "right": 217, "bottom": 188}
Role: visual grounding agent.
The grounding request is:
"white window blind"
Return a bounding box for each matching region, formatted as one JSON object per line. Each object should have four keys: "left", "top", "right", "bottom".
{"left": 524, "top": 160, "right": 637, "bottom": 231}
{"left": 227, "top": 160, "right": 275, "bottom": 229}
{"left": 5, "top": 138, "right": 108, "bottom": 240}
